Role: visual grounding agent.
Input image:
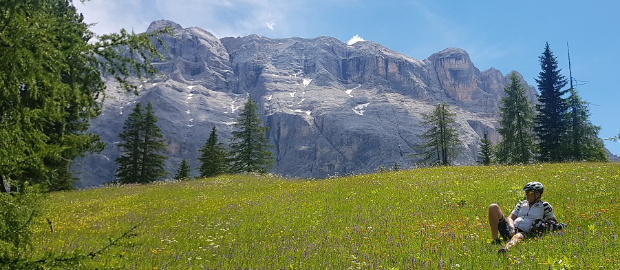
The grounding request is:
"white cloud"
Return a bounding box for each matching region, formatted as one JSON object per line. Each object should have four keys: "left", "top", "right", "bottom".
{"left": 347, "top": 35, "right": 365, "bottom": 45}
{"left": 75, "top": 0, "right": 297, "bottom": 37}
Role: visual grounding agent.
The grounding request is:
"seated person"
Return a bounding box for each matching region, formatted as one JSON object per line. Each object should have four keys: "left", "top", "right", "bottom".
{"left": 488, "top": 181, "right": 558, "bottom": 253}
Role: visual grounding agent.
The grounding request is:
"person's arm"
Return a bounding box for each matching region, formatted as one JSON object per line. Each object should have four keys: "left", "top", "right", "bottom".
{"left": 506, "top": 213, "right": 517, "bottom": 232}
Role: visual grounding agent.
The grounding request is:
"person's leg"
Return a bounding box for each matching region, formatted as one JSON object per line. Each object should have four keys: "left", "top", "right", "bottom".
{"left": 506, "top": 232, "right": 524, "bottom": 248}
{"left": 488, "top": 203, "right": 505, "bottom": 241}
{"left": 499, "top": 232, "right": 525, "bottom": 253}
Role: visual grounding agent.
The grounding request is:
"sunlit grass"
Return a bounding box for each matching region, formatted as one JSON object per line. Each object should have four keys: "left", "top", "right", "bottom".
{"left": 32, "top": 163, "right": 618, "bottom": 269}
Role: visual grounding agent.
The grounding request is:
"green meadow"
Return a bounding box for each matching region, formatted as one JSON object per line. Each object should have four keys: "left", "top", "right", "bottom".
{"left": 32, "top": 163, "right": 618, "bottom": 269}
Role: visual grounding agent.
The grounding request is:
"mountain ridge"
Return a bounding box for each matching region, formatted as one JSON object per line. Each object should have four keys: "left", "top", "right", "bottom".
{"left": 73, "top": 20, "right": 538, "bottom": 187}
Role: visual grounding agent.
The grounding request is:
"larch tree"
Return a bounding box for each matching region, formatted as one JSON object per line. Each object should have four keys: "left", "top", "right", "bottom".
{"left": 228, "top": 96, "right": 274, "bottom": 173}
{"left": 564, "top": 47, "right": 607, "bottom": 162}
{"left": 416, "top": 103, "right": 462, "bottom": 166}
{"left": 496, "top": 72, "right": 536, "bottom": 164}
{"left": 0, "top": 0, "right": 167, "bottom": 191}
{"left": 565, "top": 88, "right": 607, "bottom": 161}
{"left": 0, "top": 0, "right": 167, "bottom": 267}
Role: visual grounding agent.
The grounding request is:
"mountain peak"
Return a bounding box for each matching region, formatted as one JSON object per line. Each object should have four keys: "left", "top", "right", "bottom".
{"left": 147, "top": 20, "right": 183, "bottom": 33}
{"left": 426, "top": 47, "right": 471, "bottom": 64}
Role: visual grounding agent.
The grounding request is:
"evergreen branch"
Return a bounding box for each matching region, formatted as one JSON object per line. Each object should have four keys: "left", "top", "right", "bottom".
{"left": 0, "top": 222, "right": 142, "bottom": 268}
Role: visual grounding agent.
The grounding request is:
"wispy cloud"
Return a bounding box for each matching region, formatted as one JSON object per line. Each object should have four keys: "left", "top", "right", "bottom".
{"left": 76, "top": 0, "right": 300, "bottom": 37}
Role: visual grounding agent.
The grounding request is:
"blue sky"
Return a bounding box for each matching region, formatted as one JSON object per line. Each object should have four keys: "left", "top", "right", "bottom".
{"left": 76, "top": 0, "right": 620, "bottom": 155}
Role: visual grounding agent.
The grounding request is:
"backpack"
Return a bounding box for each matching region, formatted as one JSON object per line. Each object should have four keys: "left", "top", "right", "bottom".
{"left": 531, "top": 219, "right": 567, "bottom": 236}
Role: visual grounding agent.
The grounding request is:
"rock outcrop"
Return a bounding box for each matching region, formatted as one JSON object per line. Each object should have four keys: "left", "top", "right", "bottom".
{"left": 72, "top": 20, "right": 538, "bottom": 187}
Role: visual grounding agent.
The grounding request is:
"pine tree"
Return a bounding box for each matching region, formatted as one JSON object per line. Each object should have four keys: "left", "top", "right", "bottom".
{"left": 416, "top": 104, "right": 462, "bottom": 166}
{"left": 478, "top": 131, "right": 494, "bottom": 165}
{"left": 229, "top": 96, "right": 274, "bottom": 173}
{"left": 199, "top": 126, "right": 228, "bottom": 177}
{"left": 496, "top": 72, "right": 536, "bottom": 164}
{"left": 116, "top": 102, "right": 168, "bottom": 184}
{"left": 174, "top": 159, "right": 191, "bottom": 180}
{"left": 534, "top": 43, "right": 569, "bottom": 162}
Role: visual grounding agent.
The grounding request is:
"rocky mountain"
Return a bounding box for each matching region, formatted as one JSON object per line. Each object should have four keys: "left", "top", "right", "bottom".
{"left": 72, "top": 20, "right": 538, "bottom": 188}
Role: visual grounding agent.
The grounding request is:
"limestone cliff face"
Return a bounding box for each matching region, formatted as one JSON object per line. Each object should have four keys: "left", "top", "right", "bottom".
{"left": 73, "top": 20, "right": 538, "bottom": 187}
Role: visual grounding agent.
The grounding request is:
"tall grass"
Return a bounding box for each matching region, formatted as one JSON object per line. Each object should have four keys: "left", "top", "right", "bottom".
{"left": 32, "top": 163, "right": 618, "bottom": 269}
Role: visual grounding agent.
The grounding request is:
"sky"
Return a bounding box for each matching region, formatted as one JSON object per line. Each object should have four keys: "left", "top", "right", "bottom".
{"left": 75, "top": 0, "right": 620, "bottom": 156}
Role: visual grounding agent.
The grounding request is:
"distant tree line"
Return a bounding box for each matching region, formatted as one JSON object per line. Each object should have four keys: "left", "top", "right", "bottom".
{"left": 153, "top": 43, "right": 610, "bottom": 173}
{"left": 113, "top": 42, "right": 611, "bottom": 180}
{"left": 115, "top": 95, "right": 275, "bottom": 184}
{"left": 415, "top": 43, "right": 607, "bottom": 166}
{"left": 474, "top": 43, "right": 606, "bottom": 165}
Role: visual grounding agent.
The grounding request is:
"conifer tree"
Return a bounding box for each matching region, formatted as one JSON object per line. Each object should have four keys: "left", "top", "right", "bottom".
{"left": 140, "top": 102, "right": 168, "bottom": 181}
{"left": 228, "top": 96, "right": 274, "bottom": 173}
{"left": 416, "top": 104, "right": 462, "bottom": 166}
{"left": 496, "top": 73, "right": 535, "bottom": 164}
{"left": 0, "top": 0, "right": 167, "bottom": 191}
{"left": 566, "top": 89, "right": 607, "bottom": 161}
{"left": 116, "top": 102, "right": 168, "bottom": 183}
{"left": 115, "top": 103, "right": 145, "bottom": 184}
{"left": 174, "top": 159, "right": 191, "bottom": 180}
{"left": 534, "top": 43, "right": 569, "bottom": 162}
{"left": 478, "top": 131, "right": 494, "bottom": 165}
{"left": 392, "top": 163, "right": 400, "bottom": 171}
{"left": 0, "top": 0, "right": 168, "bottom": 267}
{"left": 199, "top": 126, "right": 228, "bottom": 177}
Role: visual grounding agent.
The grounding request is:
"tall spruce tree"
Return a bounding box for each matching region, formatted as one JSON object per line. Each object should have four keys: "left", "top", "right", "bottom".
{"left": 140, "top": 102, "right": 168, "bottom": 181}
{"left": 496, "top": 72, "right": 536, "bottom": 164}
{"left": 0, "top": 0, "right": 167, "bottom": 191}
{"left": 416, "top": 103, "right": 462, "bottom": 166}
{"left": 116, "top": 102, "right": 168, "bottom": 183}
{"left": 199, "top": 126, "right": 228, "bottom": 177}
{"left": 478, "top": 131, "right": 494, "bottom": 165}
{"left": 534, "top": 43, "right": 569, "bottom": 162}
{"left": 174, "top": 159, "right": 191, "bottom": 180}
{"left": 116, "top": 103, "right": 145, "bottom": 183}
{"left": 228, "top": 96, "right": 274, "bottom": 173}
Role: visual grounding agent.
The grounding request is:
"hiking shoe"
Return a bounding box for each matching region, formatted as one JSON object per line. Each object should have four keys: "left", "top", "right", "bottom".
{"left": 498, "top": 247, "right": 507, "bottom": 254}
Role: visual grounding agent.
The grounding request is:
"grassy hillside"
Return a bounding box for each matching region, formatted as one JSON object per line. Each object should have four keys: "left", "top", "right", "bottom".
{"left": 33, "top": 163, "right": 618, "bottom": 269}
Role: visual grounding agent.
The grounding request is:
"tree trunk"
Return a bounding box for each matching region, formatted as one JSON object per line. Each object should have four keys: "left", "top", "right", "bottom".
{"left": 1, "top": 175, "right": 10, "bottom": 193}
